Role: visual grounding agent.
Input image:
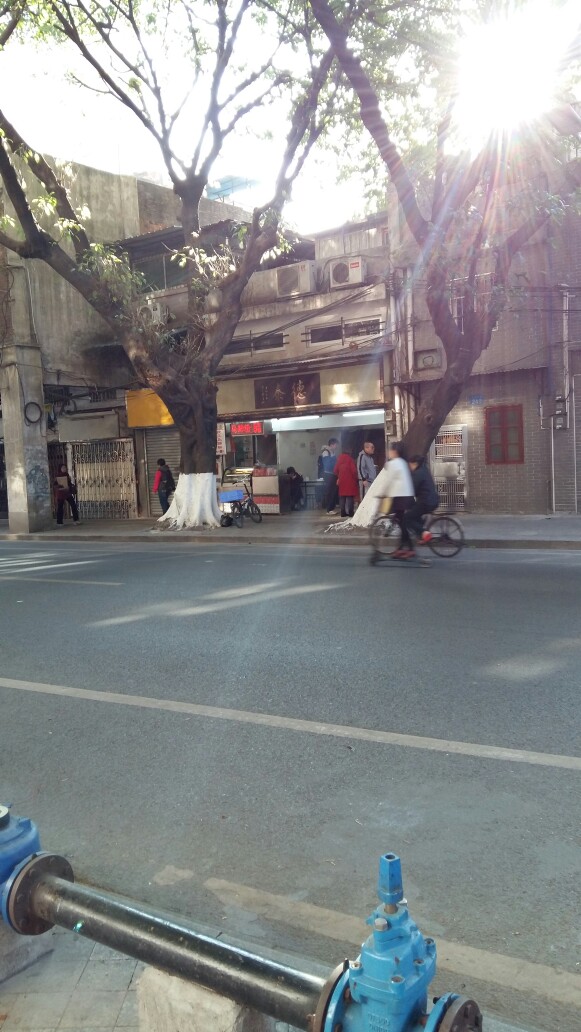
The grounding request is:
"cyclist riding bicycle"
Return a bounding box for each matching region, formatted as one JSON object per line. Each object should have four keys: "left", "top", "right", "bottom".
{"left": 399, "top": 455, "right": 440, "bottom": 558}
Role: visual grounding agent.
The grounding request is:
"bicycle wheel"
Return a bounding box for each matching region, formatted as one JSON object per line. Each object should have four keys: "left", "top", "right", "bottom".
{"left": 369, "top": 515, "right": 401, "bottom": 556}
{"left": 248, "top": 501, "right": 262, "bottom": 523}
{"left": 231, "top": 502, "right": 244, "bottom": 529}
{"left": 427, "top": 515, "right": 464, "bottom": 557}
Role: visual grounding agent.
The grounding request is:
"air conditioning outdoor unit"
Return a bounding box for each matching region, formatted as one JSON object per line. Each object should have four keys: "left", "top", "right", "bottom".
{"left": 330, "top": 256, "right": 367, "bottom": 289}
{"left": 415, "top": 349, "right": 442, "bottom": 371}
{"left": 276, "top": 261, "right": 316, "bottom": 298}
{"left": 139, "top": 301, "right": 170, "bottom": 326}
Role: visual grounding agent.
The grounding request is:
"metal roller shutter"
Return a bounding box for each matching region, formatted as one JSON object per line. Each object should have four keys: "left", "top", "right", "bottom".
{"left": 145, "top": 427, "right": 180, "bottom": 516}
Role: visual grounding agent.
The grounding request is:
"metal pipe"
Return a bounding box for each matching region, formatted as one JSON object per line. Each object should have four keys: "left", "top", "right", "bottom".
{"left": 31, "top": 875, "right": 325, "bottom": 1029}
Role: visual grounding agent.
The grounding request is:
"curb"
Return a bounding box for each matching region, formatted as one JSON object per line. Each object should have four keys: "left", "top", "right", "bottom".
{"left": 0, "top": 531, "right": 580, "bottom": 550}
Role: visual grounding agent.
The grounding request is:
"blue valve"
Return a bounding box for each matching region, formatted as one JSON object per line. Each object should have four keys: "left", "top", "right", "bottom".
{"left": 323, "top": 852, "right": 442, "bottom": 1032}
{"left": 378, "top": 851, "right": 404, "bottom": 907}
{"left": 0, "top": 805, "right": 41, "bottom": 925}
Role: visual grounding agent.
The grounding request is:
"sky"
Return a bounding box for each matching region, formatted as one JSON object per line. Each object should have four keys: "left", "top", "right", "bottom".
{"left": 0, "top": 41, "right": 366, "bottom": 234}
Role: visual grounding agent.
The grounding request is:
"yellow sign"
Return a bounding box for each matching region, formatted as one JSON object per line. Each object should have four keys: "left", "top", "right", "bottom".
{"left": 126, "top": 390, "right": 174, "bottom": 428}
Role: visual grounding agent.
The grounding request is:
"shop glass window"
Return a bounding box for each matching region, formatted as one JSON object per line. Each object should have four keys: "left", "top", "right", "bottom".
{"left": 485, "top": 405, "right": 524, "bottom": 464}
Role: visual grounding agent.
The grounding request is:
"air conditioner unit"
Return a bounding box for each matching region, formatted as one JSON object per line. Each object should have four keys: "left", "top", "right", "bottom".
{"left": 415, "top": 350, "right": 442, "bottom": 371}
{"left": 276, "top": 261, "right": 316, "bottom": 298}
{"left": 330, "top": 256, "right": 367, "bottom": 289}
{"left": 139, "top": 301, "right": 170, "bottom": 326}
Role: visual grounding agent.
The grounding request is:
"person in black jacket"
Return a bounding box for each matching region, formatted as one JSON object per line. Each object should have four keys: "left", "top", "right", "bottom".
{"left": 401, "top": 455, "right": 440, "bottom": 554}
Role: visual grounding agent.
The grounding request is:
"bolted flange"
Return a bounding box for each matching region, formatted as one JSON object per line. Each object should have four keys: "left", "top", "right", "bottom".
{"left": 437, "top": 996, "right": 482, "bottom": 1032}
{"left": 4, "top": 853, "right": 74, "bottom": 935}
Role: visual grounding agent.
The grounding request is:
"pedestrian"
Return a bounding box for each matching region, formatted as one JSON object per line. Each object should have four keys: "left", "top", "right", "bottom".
{"left": 321, "top": 437, "right": 340, "bottom": 513}
{"left": 286, "top": 466, "right": 305, "bottom": 510}
{"left": 402, "top": 455, "right": 440, "bottom": 555}
{"left": 357, "top": 440, "right": 377, "bottom": 500}
{"left": 317, "top": 445, "right": 330, "bottom": 479}
{"left": 153, "top": 457, "right": 176, "bottom": 514}
{"left": 54, "top": 463, "right": 80, "bottom": 526}
{"left": 334, "top": 447, "right": 359, "bottom": 517}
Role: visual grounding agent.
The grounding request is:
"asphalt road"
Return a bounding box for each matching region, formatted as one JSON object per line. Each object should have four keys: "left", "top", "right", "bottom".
{"left": 1, "top": 539, "right": 580, "bottom": 1032}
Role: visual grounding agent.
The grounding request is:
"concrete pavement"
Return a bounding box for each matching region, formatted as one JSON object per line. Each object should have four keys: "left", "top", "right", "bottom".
{"left": 1, "top": 510, "right": 581, "bottom": 549}
{"left": 1, "top": 541, "right": 580, "bottom": 1032}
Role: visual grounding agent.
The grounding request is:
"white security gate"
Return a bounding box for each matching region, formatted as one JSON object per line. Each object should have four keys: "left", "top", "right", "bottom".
{"left": 430, "top": 425, "right": 467, "bottom": 511}
{"left": 70, "top": 439, "right": 138, "bottom": 519}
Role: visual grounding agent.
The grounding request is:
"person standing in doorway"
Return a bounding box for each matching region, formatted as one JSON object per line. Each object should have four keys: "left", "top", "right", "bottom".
{"left": 334, "top": 447, "right": 359, "bottom": 517}
{"left": 153, "top": 458, "right": 175, "bottom": 514}
{"left": 357, "top": 441, "right": 377, "bottom": 500}
{"left": 321, "top": 437, "right": 340, "bottom": 513}
{"left": 54, "top": 463, "right": 80, "bottom": 525}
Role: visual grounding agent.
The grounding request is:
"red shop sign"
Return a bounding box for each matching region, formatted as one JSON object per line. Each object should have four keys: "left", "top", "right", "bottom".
{"left": 230, "top": 421, "right": 264, "bottom": 436}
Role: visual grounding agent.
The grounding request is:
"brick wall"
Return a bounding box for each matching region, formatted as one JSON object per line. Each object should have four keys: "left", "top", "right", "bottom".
{"left": 436, "top": 370, "right": 551, "bottom": 513}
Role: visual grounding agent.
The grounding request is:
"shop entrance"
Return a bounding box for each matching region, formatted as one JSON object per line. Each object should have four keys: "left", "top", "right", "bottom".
{"left": 340, "top": 426, "right": 385, "bottom": 471}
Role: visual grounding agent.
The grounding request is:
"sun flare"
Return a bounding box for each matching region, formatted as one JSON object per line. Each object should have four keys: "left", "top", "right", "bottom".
{"left": 453, "top": 1, "right": 580, "bottom": 154}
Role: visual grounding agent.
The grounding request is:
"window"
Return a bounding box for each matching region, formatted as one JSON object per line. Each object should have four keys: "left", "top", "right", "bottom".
{"left": 485, "top": 405, "right": 524, "bottom": 464}
{"left": 310, "top": 323, "right": 342, "bottom": 345}
{"left": 225, "top": 337, "right": 252, "bottom": 355}
{"left": 308, "top": 318, "right": 381, "bottom": 347}
{"left": 226, "top": 332, "right": 286, "bottom": 356}
{"left": 252, "top": 332, "right": 285, "bottom": 352}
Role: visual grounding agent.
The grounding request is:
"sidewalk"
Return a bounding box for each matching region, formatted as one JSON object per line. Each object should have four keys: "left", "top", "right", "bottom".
{"left": 0, "top": 927, "right": 540, "bottom": 1032}
{"left": 0, "top": 511, "right": 580, "bottom": 550}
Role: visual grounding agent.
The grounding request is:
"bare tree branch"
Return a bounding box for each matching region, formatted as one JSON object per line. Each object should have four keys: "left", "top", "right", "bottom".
{"left": 498, "top": 210, "right": 549, "bottom": 280}
{"left": 46, "top": 0, "right": 182, "bottom": 185}
{"left": 310, "top": 0, "right": 430, "bottom": 247}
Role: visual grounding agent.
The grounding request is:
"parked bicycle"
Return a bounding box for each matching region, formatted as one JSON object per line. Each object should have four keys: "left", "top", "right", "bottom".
{"left": 219, "top": 482, "right": 262, "bottom": 528}
{"left": 369, "top": 506, "right": 464, "bottom": 563}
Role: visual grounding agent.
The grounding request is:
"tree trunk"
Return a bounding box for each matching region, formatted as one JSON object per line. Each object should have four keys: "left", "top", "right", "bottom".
{"left": 401, "top": 328, "right": 481, "bottom": 457}
{"left": 158, "top": 377, "right": 222, "bottom": 530}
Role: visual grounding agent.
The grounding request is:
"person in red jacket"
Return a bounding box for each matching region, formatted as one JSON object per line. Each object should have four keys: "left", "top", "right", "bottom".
{"left": 334, "top": 447, "right": 359, "bottom": 517}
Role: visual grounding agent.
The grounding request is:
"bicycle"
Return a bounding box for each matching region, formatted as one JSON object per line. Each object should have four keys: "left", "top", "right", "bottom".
{"left": 220, "top": 483, "right": 262, "bottom": 528}
{"left": 369, "top": 506, "right": 464, "bottom": 563}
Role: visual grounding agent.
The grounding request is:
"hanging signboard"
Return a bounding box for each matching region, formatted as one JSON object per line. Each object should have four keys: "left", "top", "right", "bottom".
{"left": 216, "top": 422, "right": 227, "bottom": 455}
{"left": 254, "top": 372, "right": 321, "bottom": 411}
{"left": 230, "top": 421, "right": 264, "bottom": 436}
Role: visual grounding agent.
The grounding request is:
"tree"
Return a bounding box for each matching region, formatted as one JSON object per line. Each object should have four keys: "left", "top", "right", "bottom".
{"left": 0, "top": 0, "right": 462, "bottom": 527}
{"left": 309, "top": 0, "right": 581, "bottom": 457}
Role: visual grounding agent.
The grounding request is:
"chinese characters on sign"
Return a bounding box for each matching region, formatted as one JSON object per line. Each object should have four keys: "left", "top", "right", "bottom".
{"left": 230, "top": 421, "right": 264, "bottom": 436}
{"left": 216, "top": 422, "right": 227, "bottom": 455}
{"left": 254, "top": 373, "right": 321, "bottom": 411}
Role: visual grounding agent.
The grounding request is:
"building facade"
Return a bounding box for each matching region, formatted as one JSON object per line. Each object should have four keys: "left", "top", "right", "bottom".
{"left": 124, "top": 213, "right": 397, "bottom": 514}
{"left": 0, "top": 160, "right": 248, "bottom": 530}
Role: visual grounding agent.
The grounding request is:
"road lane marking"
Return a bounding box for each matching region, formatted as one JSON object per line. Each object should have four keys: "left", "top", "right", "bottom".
{"left": 205, "top": 879, "right": 581, "bottom": 1009}
{"left": 0, "top": 576, "right": 121, "bottom": 586}
{"left": 0, "top": 676, "right": 579, "bottom": 771}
